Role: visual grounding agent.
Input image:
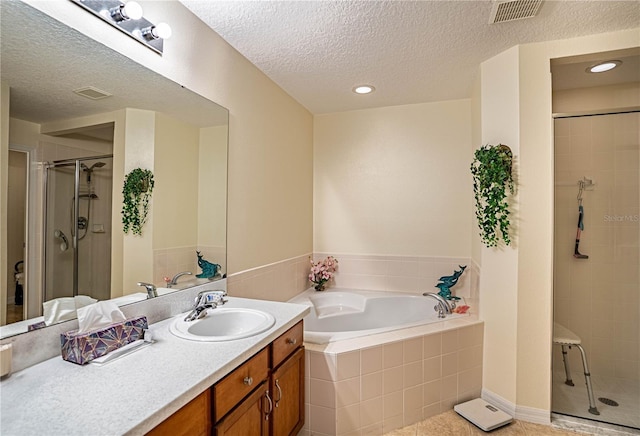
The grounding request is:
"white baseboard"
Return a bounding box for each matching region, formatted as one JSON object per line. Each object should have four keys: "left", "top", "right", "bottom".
{"left": 481, "top": 389, "right": 550, "bottom": 424}
{"left": 516, "top": 404, "right": 550, "bottom": 424}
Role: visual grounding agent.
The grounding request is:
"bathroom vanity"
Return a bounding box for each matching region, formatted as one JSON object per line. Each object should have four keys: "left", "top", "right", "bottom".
{"left": 149, "top": 321, "right": 304, "bottom": 436}
{"left": 0, "top": 297, "right": 309, "bottom": 435}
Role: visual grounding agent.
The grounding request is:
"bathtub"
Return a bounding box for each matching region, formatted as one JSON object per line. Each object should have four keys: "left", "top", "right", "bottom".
{"left": 288, "top": 287, "right": 467, "bottom": 344}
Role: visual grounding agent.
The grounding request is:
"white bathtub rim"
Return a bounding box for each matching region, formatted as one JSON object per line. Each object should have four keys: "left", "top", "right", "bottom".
{"left": 289, "top": 286, "right": 477, "bottom": 350}
{"left": 305, "top": 316, "right": 483, "bottom": 355}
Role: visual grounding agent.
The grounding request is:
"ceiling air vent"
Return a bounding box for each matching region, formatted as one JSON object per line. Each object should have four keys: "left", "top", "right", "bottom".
{"left": 489, "top": 0, "right": 544, "bottom": 24}
{"left": 73, "top": 86, "right": 112, "bottom": 100}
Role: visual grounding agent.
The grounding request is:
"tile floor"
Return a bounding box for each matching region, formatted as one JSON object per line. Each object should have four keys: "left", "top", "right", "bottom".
{"left": 552, "top": 371, "right": 640, "bottom": 429}
{"left": 383, "top": 410, "right": 589, "bottom": 436}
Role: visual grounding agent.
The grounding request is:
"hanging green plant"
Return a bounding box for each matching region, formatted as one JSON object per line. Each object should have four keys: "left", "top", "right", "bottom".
{"left": 121, "top": 168, "right": 154, "bottom": 235}
{"left": 471, "top": 144, "right": 514, "bottom": 247}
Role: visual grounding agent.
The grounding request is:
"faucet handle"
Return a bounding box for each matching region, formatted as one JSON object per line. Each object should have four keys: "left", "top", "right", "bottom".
{"left": 137, "top": 282, "right": 158, "bottom": 299}
{"left": 194, "top": 289, "right": 227, "bottom": 307}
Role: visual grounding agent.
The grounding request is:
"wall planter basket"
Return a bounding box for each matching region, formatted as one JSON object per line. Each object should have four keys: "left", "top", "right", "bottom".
{"left": 471, "top": 144, "right": 514, "bottom": 247}
{"left": 122, "top": 168, "right": 154, "bottom": 235}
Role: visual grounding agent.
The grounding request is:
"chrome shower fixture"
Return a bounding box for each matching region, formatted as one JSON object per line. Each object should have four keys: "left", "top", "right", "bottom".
{"left": 69, "top": 0, "right": 172, "bottom": 55}
{"left": 82, "top": 161, "right": 106, "bottom": 184}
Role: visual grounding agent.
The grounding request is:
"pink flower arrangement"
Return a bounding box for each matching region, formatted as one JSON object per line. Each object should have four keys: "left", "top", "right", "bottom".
{"left": 309, "top": 256, "right": 338, "bottom": 291}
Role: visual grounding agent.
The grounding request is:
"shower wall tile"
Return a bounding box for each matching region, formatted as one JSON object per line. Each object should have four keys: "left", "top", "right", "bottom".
{"left": 314, "top": 252, "right": 473, "bottom": 303}
{"left": 554, "top": 113, "right": 639, "bottom": 383}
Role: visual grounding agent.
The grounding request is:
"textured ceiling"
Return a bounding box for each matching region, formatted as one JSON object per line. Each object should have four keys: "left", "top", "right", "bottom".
{"left": 181, "top": 0, "right": 640, "bottom": 114}
{"left": 0, "top": 1, "right": 227, "bottom": 126}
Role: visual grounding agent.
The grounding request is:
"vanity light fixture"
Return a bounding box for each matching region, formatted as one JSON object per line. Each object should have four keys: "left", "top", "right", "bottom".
{"left": 353, "top": 85, "right": 375, "bottom": 95}
{"left": 109, "top": 1, "right": 142, "bottom": 22}
{"left": 141, "top": 22, "right": 172, "bottom": 41}
{"left": 587, "top": 60, "right": 622, "bottom": 73}
{"left": 69, "top": 0, "right": 171, "bottom": 55}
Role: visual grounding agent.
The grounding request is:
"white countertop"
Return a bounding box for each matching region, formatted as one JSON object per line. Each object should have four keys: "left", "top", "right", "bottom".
{"left": 0, "top": 297, "right": 309, "bottom": 436}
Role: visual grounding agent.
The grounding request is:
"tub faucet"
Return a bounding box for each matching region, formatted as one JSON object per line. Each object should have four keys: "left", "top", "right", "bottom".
{"left": 184, "top": 290, "right": 228, "bottom": 322}
{"left": 423, "top": 292, "right": 452, "bottom": 318}
{"left": 167, "top": 271, "right": 192, "bottom": 288}
{"left": 137, "top": 282, "right": 158, "bottom": 299}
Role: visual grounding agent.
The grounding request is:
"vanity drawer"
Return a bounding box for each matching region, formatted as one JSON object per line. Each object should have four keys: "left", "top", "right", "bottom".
{"left": 272, "top": 321, "right": 303, "bottom": 369}
{"left": 213, "top": 347, "right": 269, "bottom": 422}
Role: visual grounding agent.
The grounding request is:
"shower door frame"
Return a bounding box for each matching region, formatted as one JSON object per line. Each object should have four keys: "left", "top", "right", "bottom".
{"left": 44, "top": 154, "right": 113, "bottom": 301}
{"left": 552, "top": 107, "right": 640, "bottom": 429}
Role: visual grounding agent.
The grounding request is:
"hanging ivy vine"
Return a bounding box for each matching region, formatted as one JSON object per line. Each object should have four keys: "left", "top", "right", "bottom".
{"left": 122, "top": 168, "right": 154, "bottom": 235}
{"left": 471, "top": 144, "right": 514, "bottom": 247}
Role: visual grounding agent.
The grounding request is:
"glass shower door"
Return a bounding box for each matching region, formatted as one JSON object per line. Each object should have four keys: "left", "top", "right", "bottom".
{"left": 553, "top": 112, "right": 640, "bottom": 430}
{"left": 44, "top": 156, "right": 113, "bottom": 304}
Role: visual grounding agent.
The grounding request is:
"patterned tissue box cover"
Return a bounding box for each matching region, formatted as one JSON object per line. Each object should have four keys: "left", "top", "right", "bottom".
{"left": 60, "top": 316, "right": 148, "bottom": 365}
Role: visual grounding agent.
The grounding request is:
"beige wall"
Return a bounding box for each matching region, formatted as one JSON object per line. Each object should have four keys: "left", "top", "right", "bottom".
{"left": 314, "top": 100, "right": 472, "bottom": 257}
{"left": 198, "top": 125, "right": 228, "bottom": 252}
{"left": 478, "top": 28, "right": 639, "bottom": 415}
{"left": 23, "top": 0, "right": 314, "bottom": 279}
{"left": 1, "top": 81, "right": 9, "bottom": 325}
{"left": 153, "top": 112, "right": 199, "bottom": 250}
{"left": 479, "top": 46, "right": 521, "bottom": 406}
{"left": 553, "top": 82, "right": 640, "bottom": 114}
{"left": 121, "top": 109, "right": 155, "bottom": 293}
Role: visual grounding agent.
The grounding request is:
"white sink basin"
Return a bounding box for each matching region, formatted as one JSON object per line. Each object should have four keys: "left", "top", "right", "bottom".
{"left": 169, "top": 308, "right": 275, "bottom": 342}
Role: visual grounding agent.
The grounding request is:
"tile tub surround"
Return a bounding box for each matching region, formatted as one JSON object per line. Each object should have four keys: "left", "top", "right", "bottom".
{"left": 312, "top": 253, "right": 480, "bottom": 314}
{"left": 227, "top": 253, "right": 313, "bottom": 302}
{"left": 0, "top": 297, "right": 309, "bottom": 435}
{"left": 300, "top": 319, "right": 484, "bottom": 435}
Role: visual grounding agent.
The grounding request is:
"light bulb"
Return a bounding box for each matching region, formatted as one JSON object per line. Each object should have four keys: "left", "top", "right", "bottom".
{"left": 122, "top": 2, "right": 143, "bottom": 20}
{"left": 353, "top": 85, "right": 375, "bottom": 95}
{"left": 110, "top": 1, "right": 143, "bottom": 21}
{"left": 153, "top": 22, "right": 172, "bottom": 39}
{"left": 142, "top": 23, "right": 172, "bottom": 40}
{"left": 587, "top": 60, "right": 621, "bottom": 73}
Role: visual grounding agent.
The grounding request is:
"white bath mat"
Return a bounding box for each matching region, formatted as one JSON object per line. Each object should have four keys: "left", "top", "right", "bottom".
{"left": 454, "top": 398, "right": 513, "bottom": 431}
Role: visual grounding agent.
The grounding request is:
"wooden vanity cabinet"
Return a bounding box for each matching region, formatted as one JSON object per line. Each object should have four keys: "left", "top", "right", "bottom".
{"left": 214, "top": 382, "right": 269, "bottom": 436}
{"left": 215, "top": 320, "right": 305, "bottom": 436}
{"left": 269, "top": 321, "right": 304, "bottom": 436}
{"left": 147, "top": 389, "right": 211, "bottom": 436}
{"left": 270, "top": 347, "right": 304, "bottom": 436}
{"left": 147, "top": 321, "right": 304, "bottom": 436}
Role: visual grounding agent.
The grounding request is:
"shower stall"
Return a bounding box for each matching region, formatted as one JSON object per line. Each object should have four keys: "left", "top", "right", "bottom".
{"left": 44, "top": 155, "right": 113, "bottom": 302}
{"left": 552, "top": 111, "right": 639, "bottom": 430}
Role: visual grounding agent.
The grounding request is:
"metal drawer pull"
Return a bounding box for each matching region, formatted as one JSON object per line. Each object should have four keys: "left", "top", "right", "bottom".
{"left": 243, "top": 376, "right": 253, "bottom": 386}
{"left": 264, "top": 390, "right": 273, "bottom": 420}
{"left": 286, "top": 338, "right": 297, "bottom": 345}
{"left": 275, "top": 379, "right": 282, "bottom": 407}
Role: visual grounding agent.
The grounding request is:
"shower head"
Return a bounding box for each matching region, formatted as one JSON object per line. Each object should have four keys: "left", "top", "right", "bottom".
{"left": 82, "top": 161, "right": 106, "bottom": 184}
{"left": 82, "top": 162, "right": 106, "bottom": 172}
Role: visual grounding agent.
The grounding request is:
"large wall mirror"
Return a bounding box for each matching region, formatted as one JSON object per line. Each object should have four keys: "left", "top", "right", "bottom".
{"left": 0, "top": 1, "right": 229, "bottom": 338}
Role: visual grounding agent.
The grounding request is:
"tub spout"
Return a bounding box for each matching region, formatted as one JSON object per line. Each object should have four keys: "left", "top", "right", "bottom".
{"left": 422, "top": 292, "right": 452, "bottom": 318}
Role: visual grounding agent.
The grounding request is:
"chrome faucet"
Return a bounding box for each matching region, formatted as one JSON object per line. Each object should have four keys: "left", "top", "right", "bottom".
{"left": 184, "top": 289, "right": 228, "bottom": 322}
{"left": 423, "top": 292, "right": 453, "bottom": 318}
{"left": 167, "top": 271, "right": 192, "bottom": 288}
{"left": 137, "top": 282, "right": 158, "bottom": 299}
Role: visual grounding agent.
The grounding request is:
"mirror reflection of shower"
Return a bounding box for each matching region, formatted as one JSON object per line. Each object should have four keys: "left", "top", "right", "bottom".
{"left": 45, "top": 156, "right": 113, "bottom": 303}
{"left": 71, "top": 161, "right": 106, "bottom": 242}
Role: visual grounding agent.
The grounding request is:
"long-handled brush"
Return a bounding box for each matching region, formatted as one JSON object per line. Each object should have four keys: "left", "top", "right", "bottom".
{"left": 574, "top": 205, "right": 588, "bottom": 259}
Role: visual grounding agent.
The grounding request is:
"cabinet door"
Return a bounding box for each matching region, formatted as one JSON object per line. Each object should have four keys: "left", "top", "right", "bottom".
{"left": 146, "top": 390, "right": 210, "bottom": 436}
{"left": 215, "top": 381, "right": 269, "bottom": 436}
{"left": 213, "top": 347, "right": 269, "bottom": 422}
{"left": 270, "top": 347, "right": 305, "bottom": 436}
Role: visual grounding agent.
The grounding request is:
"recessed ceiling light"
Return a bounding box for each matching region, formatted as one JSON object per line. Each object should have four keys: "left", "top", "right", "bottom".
{"left": 353, "top": 85, "right": 375, "bottom": 95}
{"left": 587, "top": 60, "right": 622, "bottom": 73}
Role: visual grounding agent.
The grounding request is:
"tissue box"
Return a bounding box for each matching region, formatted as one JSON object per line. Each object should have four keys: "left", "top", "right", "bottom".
{"left": 60, "top": 316, "right": 148, "bottom": 365}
